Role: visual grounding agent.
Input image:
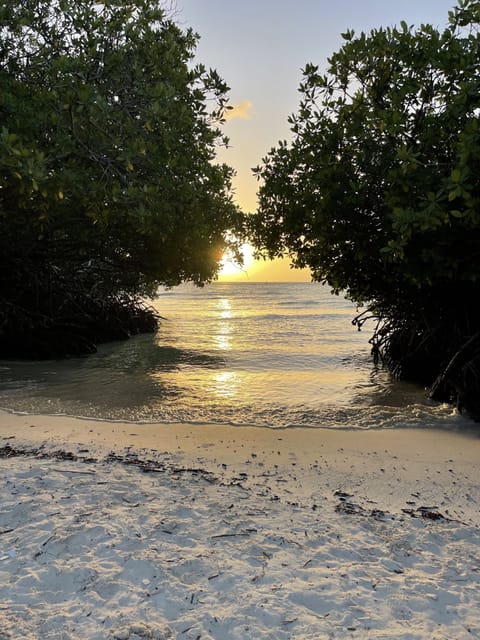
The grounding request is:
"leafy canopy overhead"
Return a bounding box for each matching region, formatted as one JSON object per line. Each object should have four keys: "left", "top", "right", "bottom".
{"left": 250, "top": 0, "right": 480, "bottom": 309}
{"left": 0, "top": 0, "right": 241, "bottom": 296}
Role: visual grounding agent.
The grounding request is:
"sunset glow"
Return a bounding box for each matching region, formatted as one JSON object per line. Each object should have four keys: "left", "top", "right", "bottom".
{"left": 181, "top": 0, "right": 454, "bottom": 282}
{"left": 218, "top": 243, "right": 257, "bottom": 280}
{"left": 218, "top": 243, "right": 311, "bottom": 282}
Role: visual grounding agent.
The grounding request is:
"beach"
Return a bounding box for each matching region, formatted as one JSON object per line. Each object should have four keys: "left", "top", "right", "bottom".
{"left": 1, "top": 410, "right": 480, "bottom": 639}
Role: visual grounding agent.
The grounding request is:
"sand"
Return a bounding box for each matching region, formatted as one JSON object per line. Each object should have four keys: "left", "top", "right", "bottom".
{"left": 1, "top": 409, "right": 480, "bottom": 639}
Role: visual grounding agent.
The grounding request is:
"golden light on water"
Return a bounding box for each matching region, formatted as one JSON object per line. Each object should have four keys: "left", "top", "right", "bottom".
{"left": 211, "top": 298, "right": 238, "bottom": 397}
{"left": 211, "top": 371, "right": 238, "bottom": 398}
{"left": 218, "top": 298, "right": 232, "bottom": 318}
{"left": 213, "top": 298, "right": 233, "bottom": 351}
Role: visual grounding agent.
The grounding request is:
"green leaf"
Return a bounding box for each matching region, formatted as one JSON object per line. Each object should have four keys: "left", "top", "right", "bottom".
{"left": 451, "top": 169, "right": 462, "bottom": 182}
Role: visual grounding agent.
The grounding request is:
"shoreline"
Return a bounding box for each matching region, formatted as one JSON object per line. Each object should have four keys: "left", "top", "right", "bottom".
{"left": 1, "top": 410, "right": 480, "bottom": 638}
{"left": 2, "top": 409, "right": 480, "bottom": 521}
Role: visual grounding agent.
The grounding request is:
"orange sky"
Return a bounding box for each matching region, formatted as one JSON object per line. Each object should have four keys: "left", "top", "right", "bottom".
{"left": 217, "top": 243, "right": 311, "bottom": 282}
{"left": 218, "top": 254, "right": 311, "bottom": 282}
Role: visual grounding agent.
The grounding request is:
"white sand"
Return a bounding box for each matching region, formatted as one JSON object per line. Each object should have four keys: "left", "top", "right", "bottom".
{"left": 1, "top": 410, "right": 480, "bottom": 639}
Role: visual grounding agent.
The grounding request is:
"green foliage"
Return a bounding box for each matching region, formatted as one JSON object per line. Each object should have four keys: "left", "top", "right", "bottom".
{"left": 251, "top": 0, "right": 480, "bottom": 308}
{"left": 0, "top": 0, "right": 241, "bottom": 298}
{"left": 250, "top": 1, "right": 480, "bottom": 417}
{"left": 0, "top": 0, "right": 242, "bottom": 356}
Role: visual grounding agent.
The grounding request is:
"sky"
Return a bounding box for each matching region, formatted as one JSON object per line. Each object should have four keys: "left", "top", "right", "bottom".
{"left": 176, "top": 0, "right": 456, "bottom": 281}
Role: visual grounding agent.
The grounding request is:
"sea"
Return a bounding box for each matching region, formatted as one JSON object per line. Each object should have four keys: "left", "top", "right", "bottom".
{"left": 0, "top": 282, "right": 473, "bottom": 431}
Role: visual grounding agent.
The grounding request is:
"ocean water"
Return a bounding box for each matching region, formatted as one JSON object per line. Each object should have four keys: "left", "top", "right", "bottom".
{"left": 0, "top": 282, "right": 471, "bottom": 431}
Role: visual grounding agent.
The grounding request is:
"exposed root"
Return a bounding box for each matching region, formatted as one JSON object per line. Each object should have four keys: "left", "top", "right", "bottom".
{"left": 354, "top": 296, "right": 480, "bottom": 422}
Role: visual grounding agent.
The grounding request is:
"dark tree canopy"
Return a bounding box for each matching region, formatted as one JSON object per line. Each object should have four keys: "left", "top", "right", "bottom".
{"left": 0, "top": 0, "right": 241, "bottom": 357}
{"left": 250, "top": 0, "right": 480, "bottom": 418}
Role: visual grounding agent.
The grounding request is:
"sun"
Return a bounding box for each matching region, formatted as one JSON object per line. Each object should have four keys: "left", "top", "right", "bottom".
{"left": 218, "top": 243, "right": 256, "bottom": 280}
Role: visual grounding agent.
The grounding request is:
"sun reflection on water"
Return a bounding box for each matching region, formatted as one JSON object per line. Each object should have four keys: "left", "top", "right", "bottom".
{"left": 214, "top": 298, "right": 233, "bottom": 351}
{"left": 211, "top": 371, "right": 238, "bottom": 398}
{"left": 209, "top": 298, "right": 238, "bottom": 398}
{"left": 218, "top": 298, "right": 232, "bottom": 317}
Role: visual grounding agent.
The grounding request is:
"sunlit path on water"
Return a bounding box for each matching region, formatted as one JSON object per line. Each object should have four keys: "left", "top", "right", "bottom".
{"left": 0, "top": 283, "right": 472, "bottom": 432}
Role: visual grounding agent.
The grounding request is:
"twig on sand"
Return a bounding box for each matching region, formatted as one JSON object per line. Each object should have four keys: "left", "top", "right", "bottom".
{"left": 51, "top": 468, "right": 96, "bottom": 475}
{"left": 252, "top": 566, "right": 265, "bottom": 583}
{"left": 41, "top": 535, "right": 55, "bottom": 547}
{"left": 181, "top": 625, "right": 194, "bottom": 634}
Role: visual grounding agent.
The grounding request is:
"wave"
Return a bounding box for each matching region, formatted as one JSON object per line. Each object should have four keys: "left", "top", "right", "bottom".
{"left": 0, "top": 400, "right": 471, "bottom": 434}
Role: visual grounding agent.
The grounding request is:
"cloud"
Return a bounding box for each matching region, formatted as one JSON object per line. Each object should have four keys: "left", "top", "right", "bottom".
{"left": 225, "top": 99, "right": 253, "bottom": 122}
